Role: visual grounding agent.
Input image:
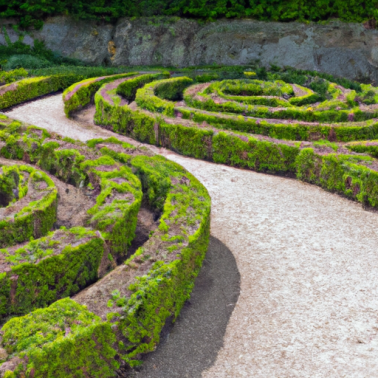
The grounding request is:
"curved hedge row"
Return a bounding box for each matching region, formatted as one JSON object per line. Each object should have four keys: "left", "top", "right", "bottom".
{"left": 0, "top": 93, "right": 210, "bottom": 375}
{"left": 63, "top": 72, "right": 137, "bottom": 117}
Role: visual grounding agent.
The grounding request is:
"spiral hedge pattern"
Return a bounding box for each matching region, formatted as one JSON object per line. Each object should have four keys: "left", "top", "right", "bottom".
{"left": 81, "top": 70, "right": 378, "bottom": 209}
{"left": 0, "top": 89, "right": 210, "bottom": 376}
{"left": 0, "top": 67, "right": 378, "bottom": 377}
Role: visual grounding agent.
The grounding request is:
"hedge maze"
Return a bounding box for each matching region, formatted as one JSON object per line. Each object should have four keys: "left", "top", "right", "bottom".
{"left": 0, "top": 80, "right": 211, "bottom": 376}
{"left": 1, "top": 66, "right": 378, "bottom": 376}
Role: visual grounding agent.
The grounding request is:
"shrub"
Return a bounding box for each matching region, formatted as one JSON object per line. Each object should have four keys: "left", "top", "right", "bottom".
{"left": 4, "top": 54, "right": 51, "bottom": 70}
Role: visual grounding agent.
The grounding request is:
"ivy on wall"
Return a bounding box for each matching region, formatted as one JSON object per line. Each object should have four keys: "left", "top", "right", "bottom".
{"left": 0, "top": 0, "right": 377, "bottom": 29}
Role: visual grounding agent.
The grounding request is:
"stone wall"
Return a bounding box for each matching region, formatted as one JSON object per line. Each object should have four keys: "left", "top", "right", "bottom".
{"left": 1, "top": 16, "right": 378, "bottom": 82}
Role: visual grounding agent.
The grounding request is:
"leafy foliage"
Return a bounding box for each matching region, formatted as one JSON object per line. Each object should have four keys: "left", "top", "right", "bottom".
{"left": 0, "top": 0, "right": 377, "bottom": 29}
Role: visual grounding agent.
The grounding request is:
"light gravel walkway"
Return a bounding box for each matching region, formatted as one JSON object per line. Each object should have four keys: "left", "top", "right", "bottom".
{"left": 6, "top": 95, "right": 378, "bottom": 377}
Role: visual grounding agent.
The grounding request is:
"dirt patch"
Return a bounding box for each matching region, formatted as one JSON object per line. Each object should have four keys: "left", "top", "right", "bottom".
{"left": 0, "top": 82, "right": 17, "bottom": 97}
{"left": 128, "top": 206, "right": 160, "bottom": 255}
{"left": 54, "top": 181, "right": 95, "bottom": 229}
{"left": 99, "top": 77, "right": 136, "bottom": 106}
{"left": 292, "top": 84, "right": 310, "bottom": 97}
{"left": 72, "top": 103, "right": 97, "bottom": 125}
{"left": 0, "top": 167, "right": 52, "bottom": 221}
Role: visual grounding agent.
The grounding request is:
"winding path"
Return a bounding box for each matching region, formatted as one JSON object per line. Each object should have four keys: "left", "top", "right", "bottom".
{"left": 6, "top": 95, "right": 378, "bottom": 377}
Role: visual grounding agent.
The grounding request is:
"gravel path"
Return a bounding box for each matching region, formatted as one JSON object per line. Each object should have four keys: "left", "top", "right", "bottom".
{"left": 6, "top": 95, "right": 378, "bottom": 377}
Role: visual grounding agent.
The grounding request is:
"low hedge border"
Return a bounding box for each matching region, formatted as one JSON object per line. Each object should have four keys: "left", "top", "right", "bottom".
{"left": 94, "top": 77, "right": 159, "bottom": 145}
{"left": 296, "top": 149, "right": 378, "bottom": 207}
{"left": 345, "top": 140, "right": 378, "bottom": 158}
{"left": 209, "top": 79, "right": 295, "bottom": 107}
{"left": 176, "top": 105, "right": 378, "bottom": 142}
{"left": 288, "top": 84, "right": 319, "bottom": 106}
{"left": 0, "top": 118, "right": 144, "bottom": 322}
{"left": 0, "top": 123, "right": 144, "bottom": 262}
{"left": 135, "top": 76, "right": 194, "bottom": 116}
{"left": 0, "top": 76, "right": 81, "bottom": 110}
{"left": 0, "top": 70, "right": 135, "bottom": 111}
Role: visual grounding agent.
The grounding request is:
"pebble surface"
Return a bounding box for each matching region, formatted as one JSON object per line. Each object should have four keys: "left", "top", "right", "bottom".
{"left": 7, "top": 95, "right": 378, "bottom": 377}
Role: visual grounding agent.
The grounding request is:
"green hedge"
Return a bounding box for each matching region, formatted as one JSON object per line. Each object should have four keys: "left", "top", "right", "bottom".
{"left": 83, "top": 157, "right": 142, "bottom": 261}
{"left": 0, "top": 72, "right": 136, "bottom": 111}
{"left": 177, "top": 105, "right": 378, "bottom": 142}
{"left": 345, "top": 140, "right": 378, "bottom": 158}
{"left": 0, "top": 299, "right": 118, "bottom": 377}
{"left": 0, "top": 104, "right": 211, "bottom": 376}
{"left": 0, "top": 228, "right": 107, "bottom": 319}
{"left": 209, "top": 79, "right": 295, "bottom": 107}
{"left": 106, "top": 98, "right": 378, "bottom": 209}
{"left": 135, "top": 76, "right": 193, "bottom": 116}
{"left": 296, "top": 148, "right": 378, "bottom": 207}
{"left": 63, "top": 72, "right": 137, "bottom": 117}
{"left": 184, "top": 83, "right": 377, "bottom": 123}
{"left": 93, "top": 72, "right": 378, "bottom": 212}
{"left": 94, "top": 79, "right": 159, "bottom": 145}
{"left": 0, "top": 75, "right": 82, "bottom": 110}
{"left": 212, "top": 132, "right": 299, "bottom": 173}
{"left": 97, "top": 86, "right": 303, "bottom": 174}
